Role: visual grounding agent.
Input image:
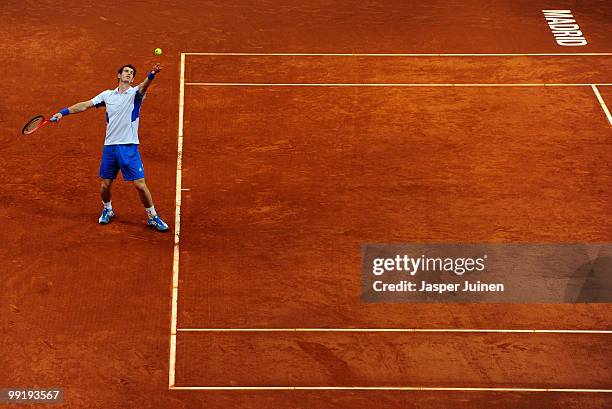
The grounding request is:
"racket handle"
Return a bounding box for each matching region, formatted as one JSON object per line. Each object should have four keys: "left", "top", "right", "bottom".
{"left": 50, "top": 117, "right": 58, "bottom": 122}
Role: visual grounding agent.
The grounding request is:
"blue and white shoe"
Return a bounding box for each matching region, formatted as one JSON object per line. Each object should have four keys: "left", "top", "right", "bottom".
{"left": 98, "top": 208, "right": 115, "bottom": 225}
{"left": 148, "top": 215, "right": 169, "bottom": 232}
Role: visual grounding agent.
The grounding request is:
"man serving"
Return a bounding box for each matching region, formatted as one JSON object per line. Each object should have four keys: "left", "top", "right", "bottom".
{"left": 52, "top": 63, "right": 169, "bottom": 232}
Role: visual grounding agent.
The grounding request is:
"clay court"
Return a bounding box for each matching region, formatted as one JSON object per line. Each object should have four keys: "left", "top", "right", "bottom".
{"left": 2, "top": 1, "right": 612, "bottom": 408}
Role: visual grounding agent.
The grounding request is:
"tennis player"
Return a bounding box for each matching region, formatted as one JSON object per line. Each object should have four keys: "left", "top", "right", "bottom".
{"left": 51, "top": 63, "right": 169, "bottom": 232}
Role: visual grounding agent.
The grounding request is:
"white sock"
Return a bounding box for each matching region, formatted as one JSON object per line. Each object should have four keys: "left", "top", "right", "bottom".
{"left": 146, "top": 206, "right": 157, "bottom": 218}
{"left": 103, "top": 201, "right": 112, "bottom": 210}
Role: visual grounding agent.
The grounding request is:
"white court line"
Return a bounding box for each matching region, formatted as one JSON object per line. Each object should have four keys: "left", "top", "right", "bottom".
{"left": 168, "top": 52, "right": 186, "bottom": 389}
{"left": 177, "top": 328, "right": 612, "bottom": 334}
{"left": 186, "top": 52, "right": 612, "bottom": 57}
{"left": 170, "top": 386, "right": 612, "bottom": 393}
{"left": 186, "top": 82, "right": 612, "bottom": 87}
{"left": 592, "top": 85, "right": 612, "bottom": 127}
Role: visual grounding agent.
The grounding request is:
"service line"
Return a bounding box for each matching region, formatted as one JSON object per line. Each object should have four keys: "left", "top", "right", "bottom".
{"left": 185, "top": 52, "right": 612, "bottom": 57}
{"left": 170, "top": 386, "right": 612, "bottom": 393}
{"left": 177, "top": 328, "right": 612, "bottom": 334}
{"left": 186, "top": 82, "right": 612, "bottom": 87}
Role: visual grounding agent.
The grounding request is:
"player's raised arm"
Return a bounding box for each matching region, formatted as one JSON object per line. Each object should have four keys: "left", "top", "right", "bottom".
{"left": 138, "top": 63, "right": 162, "bottom": 96}
{"left": 51, "top": 100, "right": 94, "bottom": 121}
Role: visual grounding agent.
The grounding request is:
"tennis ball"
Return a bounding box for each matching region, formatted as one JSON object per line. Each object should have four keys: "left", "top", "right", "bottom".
{"left": 154, "top": 48, "right": 163, "bottom": 56}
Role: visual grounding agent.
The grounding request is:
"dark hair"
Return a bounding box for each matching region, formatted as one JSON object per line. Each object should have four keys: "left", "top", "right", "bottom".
{"left": 117, "top": 64, "right": 137, "bottom": 82}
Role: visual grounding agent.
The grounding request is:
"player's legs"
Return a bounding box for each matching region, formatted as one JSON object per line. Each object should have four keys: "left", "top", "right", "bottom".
{"left": 133, "top": 178, "right": 169, "bottom": 232}
{"left": 133, "top": 178, "right": 153, "bottom": 208}
{"left": 98, "top": 146, "right": 120, "bottom": 225}
{"left": 100, "top": 178, "right": 113, "bottom": 203}
{"left": 116, "top": 144, "right": 169, "bottom": 232}
{"left": 98, "top": 178, "right": 115, "bottom": 224}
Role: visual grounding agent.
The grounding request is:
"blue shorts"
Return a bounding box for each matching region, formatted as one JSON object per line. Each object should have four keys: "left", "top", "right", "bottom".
{"left": 99, "top": 144, "right": 145, "bottom": 181}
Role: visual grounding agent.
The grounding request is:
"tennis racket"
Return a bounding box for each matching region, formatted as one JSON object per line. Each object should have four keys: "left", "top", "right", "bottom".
{"left": 21, "top": 115, "right": 58, "bottom": 135}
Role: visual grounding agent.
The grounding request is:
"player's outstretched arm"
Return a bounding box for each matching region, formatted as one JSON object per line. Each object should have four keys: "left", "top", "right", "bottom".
{"left": 138, "top": 63, "right": 162, "bottom": 96}
{"left": 51, "top": 100, "right": 94, "bottom": 121}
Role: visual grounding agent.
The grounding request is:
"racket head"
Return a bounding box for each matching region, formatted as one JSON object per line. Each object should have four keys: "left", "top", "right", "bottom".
{"left": 22, "top": 115, "right": 46, "bottom": 135}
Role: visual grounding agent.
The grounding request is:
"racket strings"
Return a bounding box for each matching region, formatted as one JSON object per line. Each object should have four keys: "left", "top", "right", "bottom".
{"left": 23, "top": 116, "right": 44, "bottom": 134}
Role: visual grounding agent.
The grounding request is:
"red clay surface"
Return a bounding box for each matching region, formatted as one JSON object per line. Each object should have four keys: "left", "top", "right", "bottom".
{"left": 176, "top": 332, "right": 612, "bottom": 388}
{"left": 180, "top": 86, "right": 612, "bottom": 328}
{"left": 2, "top": 0, "right": 612, "bottom": 408}
{"left": 186, "top": 54, "right": 612, "bottom": 84}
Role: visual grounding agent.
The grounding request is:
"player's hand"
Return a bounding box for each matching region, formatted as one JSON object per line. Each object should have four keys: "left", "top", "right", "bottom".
{"left": 152, "top": 63, "right": 162, "bottom": 73}
{"left": 51, "top": 113, "right": 62, "bottom": 122}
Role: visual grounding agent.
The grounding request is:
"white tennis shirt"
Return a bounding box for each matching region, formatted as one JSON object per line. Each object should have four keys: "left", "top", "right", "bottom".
{"left": 91, "top": 86, "right": 144, "bottom": 145}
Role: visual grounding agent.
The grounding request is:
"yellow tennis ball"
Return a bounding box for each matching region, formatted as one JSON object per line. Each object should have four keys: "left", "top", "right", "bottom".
{"left": 154, "top": 48, "right": 163, "bottom": 56}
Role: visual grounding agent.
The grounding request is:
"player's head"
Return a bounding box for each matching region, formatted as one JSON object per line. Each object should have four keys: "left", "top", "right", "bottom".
{"left": 117, "top": 64, "right": 137, "bottom": 84}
